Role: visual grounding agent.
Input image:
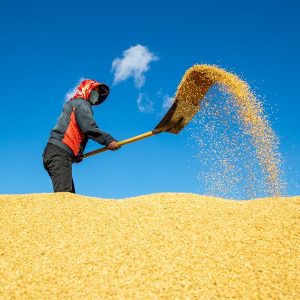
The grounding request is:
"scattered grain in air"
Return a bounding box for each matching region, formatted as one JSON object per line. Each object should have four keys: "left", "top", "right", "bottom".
{"left": 177, "top": 65, "right": 285, "bottom": 198}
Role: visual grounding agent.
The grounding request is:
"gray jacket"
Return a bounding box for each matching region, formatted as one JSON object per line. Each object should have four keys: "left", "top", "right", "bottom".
{"left": 48, "top": 98, "right": 115, "bottom": 157}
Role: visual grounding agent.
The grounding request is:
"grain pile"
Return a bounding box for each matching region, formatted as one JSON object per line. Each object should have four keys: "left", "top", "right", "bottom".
{"left": 176, "top": 65, "right": 284, "bottom": 197}
{"left": 1, "top": 193, "right": 299, "bottom": 299}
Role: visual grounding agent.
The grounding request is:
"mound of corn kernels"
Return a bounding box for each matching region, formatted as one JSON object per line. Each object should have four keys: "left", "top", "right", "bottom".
{"left": 1, "top": 192, "right": 299, "bottom": 299}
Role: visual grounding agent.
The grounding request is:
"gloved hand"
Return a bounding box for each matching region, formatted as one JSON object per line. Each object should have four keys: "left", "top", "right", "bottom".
{"left": 73, "top": 155, "right": 83, "bottom": 163}
{"left": 107, "top": 141, "right": 121, "bottom": 151}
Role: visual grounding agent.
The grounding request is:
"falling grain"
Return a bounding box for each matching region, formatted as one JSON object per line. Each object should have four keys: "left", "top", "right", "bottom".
{"left": 177, "top": 65, "right": 284, "bottom": 197}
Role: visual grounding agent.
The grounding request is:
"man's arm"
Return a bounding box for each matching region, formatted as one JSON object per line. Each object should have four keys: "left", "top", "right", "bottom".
{"left": 75, "top": 101, "right": 116, "bottom": 147}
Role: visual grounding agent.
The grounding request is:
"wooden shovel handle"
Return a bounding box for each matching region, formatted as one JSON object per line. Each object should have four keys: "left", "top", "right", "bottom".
{"left": 82, "top": 130, "right": 161, "bottom": 159}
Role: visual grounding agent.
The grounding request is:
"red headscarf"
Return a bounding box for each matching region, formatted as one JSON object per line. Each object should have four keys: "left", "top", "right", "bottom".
{"left": 71, "top": 79, "right": 110, "bottom": 105}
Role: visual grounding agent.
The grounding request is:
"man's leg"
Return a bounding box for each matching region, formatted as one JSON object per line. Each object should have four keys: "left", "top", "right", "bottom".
{"left": 43, "top": 144, "right": 75, "bottom": 193}
{"left": 72, "top": 179, "right": 76, "bottom": 194}
{"left": 47, "top": 157, "right": 74, "bottom": 192}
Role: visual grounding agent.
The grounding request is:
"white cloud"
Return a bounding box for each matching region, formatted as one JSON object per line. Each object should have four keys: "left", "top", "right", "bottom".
{"left": 137, "top": 93, "right": 154, "bottom": 113}
{"left": 162, "top": 95, "right": 175, "bottom": 111}
{"left": 64, "top": 77, "right": 86, "bottom": 102}
{"left": 112, "top": 44, "right": 159, "bottom": 88}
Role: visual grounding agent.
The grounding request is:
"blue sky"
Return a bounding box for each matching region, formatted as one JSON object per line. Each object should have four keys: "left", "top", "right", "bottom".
{"left": 0, "top": 0, "right": 299, "bottom": 199}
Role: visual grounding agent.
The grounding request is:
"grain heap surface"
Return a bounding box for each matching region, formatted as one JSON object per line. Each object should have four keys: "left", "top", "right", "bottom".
{"left": 1, "top": 193, "right": 299, "bottom": 299}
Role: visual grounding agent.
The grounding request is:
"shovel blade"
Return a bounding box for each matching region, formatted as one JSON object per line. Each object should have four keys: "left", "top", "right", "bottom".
{"left": 155, "top": 67, "right": 213, "bottom": 134}
{"left": 154, "top": 98, "right": 200, "bottom": 133}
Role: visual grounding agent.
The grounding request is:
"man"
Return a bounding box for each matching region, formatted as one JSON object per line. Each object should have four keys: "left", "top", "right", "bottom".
{"left": 43, "top": 79, "right": 120, "bottom": 193}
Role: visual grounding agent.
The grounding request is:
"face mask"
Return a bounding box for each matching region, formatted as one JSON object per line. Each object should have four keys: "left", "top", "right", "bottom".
{"left": 89, "top": 90, "right": 99, "bottom": 105}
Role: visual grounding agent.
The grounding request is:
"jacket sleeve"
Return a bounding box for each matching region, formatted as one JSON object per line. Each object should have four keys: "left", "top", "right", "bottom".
{"left": 75, "top": 102, "right": 116, "bottom": 147}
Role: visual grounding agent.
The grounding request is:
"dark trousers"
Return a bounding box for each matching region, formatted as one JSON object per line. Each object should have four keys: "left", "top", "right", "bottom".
{"left": 43, "top": 143, "right": 75, "bottom": 193}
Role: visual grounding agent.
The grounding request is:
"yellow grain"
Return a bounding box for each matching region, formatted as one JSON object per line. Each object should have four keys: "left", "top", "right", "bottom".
{"left": 177, "top": 65, "right": 283, "bottom": 196}
{"left": 1, "top": 193, "right": 299, "bottom": 299}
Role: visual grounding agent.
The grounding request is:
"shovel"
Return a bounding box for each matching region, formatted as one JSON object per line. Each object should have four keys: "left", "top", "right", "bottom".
{"left": 82, "top": 66, "right": 212, "bottom": 159}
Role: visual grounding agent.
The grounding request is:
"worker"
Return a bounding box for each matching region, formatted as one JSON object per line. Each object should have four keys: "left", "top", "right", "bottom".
{"left": 43, "top": 79, "right": 120, "bottom": 193}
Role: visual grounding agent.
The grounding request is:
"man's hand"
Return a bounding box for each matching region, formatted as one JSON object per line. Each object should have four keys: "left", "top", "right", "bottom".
{"left": 107, "top": 141, "right": 120, "bottom": 151}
